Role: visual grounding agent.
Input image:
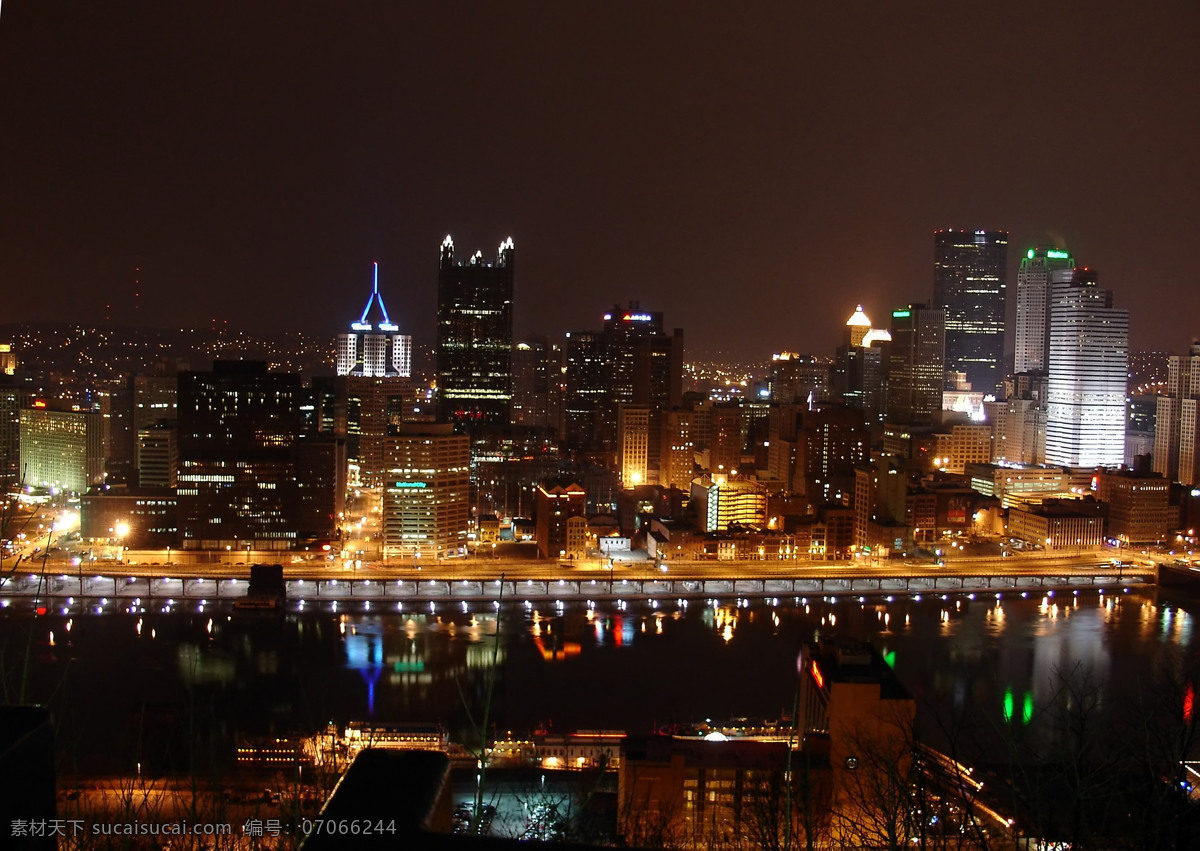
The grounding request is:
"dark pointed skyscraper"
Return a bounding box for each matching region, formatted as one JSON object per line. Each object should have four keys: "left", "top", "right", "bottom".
{"left": 436, "top": 235, "right": 515, "bottom": 427}
{"left": 933, "top": 229, "right": 1008, "bottom": 397}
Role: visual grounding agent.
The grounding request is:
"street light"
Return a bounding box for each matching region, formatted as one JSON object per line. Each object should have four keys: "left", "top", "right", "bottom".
{"left": 115, "top": 521, "right": 130, "bottom": 562}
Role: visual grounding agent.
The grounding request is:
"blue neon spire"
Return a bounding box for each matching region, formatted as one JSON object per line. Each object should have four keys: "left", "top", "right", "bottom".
{"left": 353, "top": 262, "right": 398, "bottom": 331}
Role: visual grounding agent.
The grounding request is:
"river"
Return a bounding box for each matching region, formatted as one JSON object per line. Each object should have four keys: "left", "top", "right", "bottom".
{"left": 3, "top": 583, "right": 1198, "bottom": 776}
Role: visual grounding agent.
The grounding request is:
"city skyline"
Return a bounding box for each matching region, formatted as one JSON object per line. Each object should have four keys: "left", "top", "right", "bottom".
{"left": 2, "top": 3, "right": 1198, "bottom": 361}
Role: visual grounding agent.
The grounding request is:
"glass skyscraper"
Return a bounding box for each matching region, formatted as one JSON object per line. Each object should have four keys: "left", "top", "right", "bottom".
{"left": 886, "top": 303, "right": 945, "bottom": 423}
{"left": 435, "top": 235, "right": 515, "bottom": 427}
{"left": 933, "top": 229, "right": 1008, "bottom": 396}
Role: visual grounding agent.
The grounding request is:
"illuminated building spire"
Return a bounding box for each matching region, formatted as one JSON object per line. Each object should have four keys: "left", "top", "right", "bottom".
{"left": 352, "top": 262, "right": 398, "bottom": 333}
{"left": 337, "top": 262, "right": 411, "bottom": 378}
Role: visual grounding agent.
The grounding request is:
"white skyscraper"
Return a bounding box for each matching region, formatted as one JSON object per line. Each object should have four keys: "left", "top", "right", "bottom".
{"left": 1014, "top": 246, "right": 1074, "bottom": 374}
{"left": 336, "top": 262, "right": 412, "bottom": 378}
{"left": 1153, "top": 341, "right": 1200, "bottom": 485}
{"left": 1044, "top": 269, "right": 1128, "bottom": 468}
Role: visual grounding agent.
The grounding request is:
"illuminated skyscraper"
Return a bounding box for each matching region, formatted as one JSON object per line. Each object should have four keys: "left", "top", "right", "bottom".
{"left": 337, "top": 262, "right": 412, "bottom": 378}
{"left": 602, "top": 306, "right": 683, "bottom": 411}
{"left": 1153, "top": 341, "right": 1200, "bottom": 485}
{"left": 833, "top": 306, "right": 889, "bottom": 422}
{"left": 602, "top": 305, "right": 684, "bottom": 475}
{"left": 0, "top": 378, "right": 19, "bottom": 490}
{"left": 177, "top": 362, "right": 340, "bottom": 547}
{"left": 1014, "top": 246, "right": 1074, "bottom": 374}
{"left": 0, "top": 343, "right": 16, "bottom": 376}
{"left": 563, "top": 330, "right": 608, "bottom": 453}
{"left": 335, "top": 263, "right": 414, "bottom": 486}
{"left": 381, "top": 423, "right": 469, "bottom": 559}
{"left": 617, "top": 404, "right": 650, "bottom": 488}
{"left": 886, "top": 304, "right": 945, "bottom": 423}
{"left": 436, "top": 235, "right": 515, "bottom": 427}
{"left": 1044, "top": 269, "right": 1128, "bottom": 468}
{"left": 18, "top": 402, "right": 104, "bottom": 494}
{"left": 933, "top": 229, "right": 1008, "bottom": 396}
{"left": 660, "top": 407, "right": 701, "bottom": 490}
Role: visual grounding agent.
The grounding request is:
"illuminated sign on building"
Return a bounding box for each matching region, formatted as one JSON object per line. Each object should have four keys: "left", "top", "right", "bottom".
{"left": 811, "top": 660, "right": 825, "bottom": 689}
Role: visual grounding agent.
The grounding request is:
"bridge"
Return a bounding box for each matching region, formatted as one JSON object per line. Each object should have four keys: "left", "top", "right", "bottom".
{"left": 0, "top": 557, "right": 1154, "bottom": 611}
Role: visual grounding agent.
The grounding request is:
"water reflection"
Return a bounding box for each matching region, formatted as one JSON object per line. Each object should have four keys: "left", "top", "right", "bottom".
{"left": 3, "top": 586, "right": 1199, "bottom": 774}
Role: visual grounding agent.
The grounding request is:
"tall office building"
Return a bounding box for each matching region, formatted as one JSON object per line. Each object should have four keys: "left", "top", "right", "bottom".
{"left": 1014, "top": 246, "right": 1074, "bottom": 374}
{"left": 0, "top": 378, "right": 19, "bottom": 490}
{"left": 177, "top": 362, "right": 338, "bottom": 548}
{"left": 19, "top": 403, "right": 104, "bottom": 494}
{"left": 0, "top": 343, "right": 18, "bottom": 375}
{"left": 512, "top": 336, "right": 563, "bottom": 431}
{"left": 617, "top": 404, "right": 650, "bottom": 487}
{"left": 768, "top": 353, "right": 831, "bottom": 405}
{"left": 136, "top": 423, "right": 178, "bottom": 488}
{"left": 833, "top": 306, "right": 890, "bottom": 422}
{"left": 660, "top": 408, "right": 701, "bottom": 490}
{"left": 1153, "top": 341, "right": 1200, "bottom": 485}
{"left": 562, "top": 331, "right": 608, "bottom": 454}
{"left": 708, "top": 403, "right": 744, "bottom": 475}
{"left": 337, "top": 262, "right": 412, "bottom": 378}
{"left": 1044, "top": 269, "right": 1128, "bottom": 468}
{"left": 602, "top": 305, "right": 684, "bottom": 476}
{"left": 602, "top": 306, "right": 683, "bottom": 410}
{"left": 798, "top": 406, "right": 869, "bottom": 505}
{"left": 380, "top": 423, "right": 470, "bottom": 559}
{"left": 436, "top": 235, "right": 515, "bottom": 427}
{"left": 886, "top": 304, "right": 945, "bottom": 423}
{"left": 933, "top": 229, "right": 1008, "bottom": 396}
{"left": 984, "top": 397, "right": 1046, "bottom": 465}
{"left": 335, "top": 263, "right": 415, "bottom": 486}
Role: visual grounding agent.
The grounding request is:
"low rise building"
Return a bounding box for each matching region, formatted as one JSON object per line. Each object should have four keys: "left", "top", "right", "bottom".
{"left": 690, "top": 474, "right": 767, "bottom": 532}
{"left": 965, "top": 463, "right": 1071, "bottom": 508}
{"left": 1007, "top": 498, "right": 1106, "bottom": 550}
{"left": 1095, "top": 468, "right": 1174, "bottom": 544}
{"left": 619, "top": 735, "right": 791, "bottom": 848}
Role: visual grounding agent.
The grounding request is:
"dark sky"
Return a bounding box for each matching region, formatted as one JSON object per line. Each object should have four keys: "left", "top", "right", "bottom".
{"left": 2, "top": 1, "right": 1198, "bottom": 361}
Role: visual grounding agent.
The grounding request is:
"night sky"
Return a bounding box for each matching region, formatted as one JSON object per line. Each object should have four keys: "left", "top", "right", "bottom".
{"left": 2, "top": 1, "right": 1198, "bottom": 361}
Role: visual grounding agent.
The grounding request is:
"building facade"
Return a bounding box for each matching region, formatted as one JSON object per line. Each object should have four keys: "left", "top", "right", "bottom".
{"left": 1153, "top": 341, "right": 1200, "bottom": 485}
{"left": 690, "top": 475, "right": 767, "bottom": 531}
{"left": 617, "top": 404, "right": 650, "bottom": 488}
{"left": 886, "top": 304, "right": 945, "bottom": 423}
{"left": 1014, "top": 246, "right": 1074, "bottom": 375}
{"left": 1044, "top": 269, "right": 1128, "bottom": 468}
{"left": 381, "top": 423, "right": 470, "bottom": 559}
{"left": 933, "top": 229, "right": 1008, "bottom": 396}
{"left": 436, "top": 235, "right": 515, "bottom": 427}
{"left": 1095, "top": 469, "right": 1173, "bottom": 544}
{"left": 19, "top": 404, "right": 104, "bottom": 494}
{"left": 176, "top": 362, "right": 337, "bottom": 548}
{"left": 1007, "top": 499, "right": 1106, "bottom": 550}
{"left": 336, "top": 262, "right": 413, "bottom": 379}
{"left": 534, "top": 481, "right": 587, "bottom": 559}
